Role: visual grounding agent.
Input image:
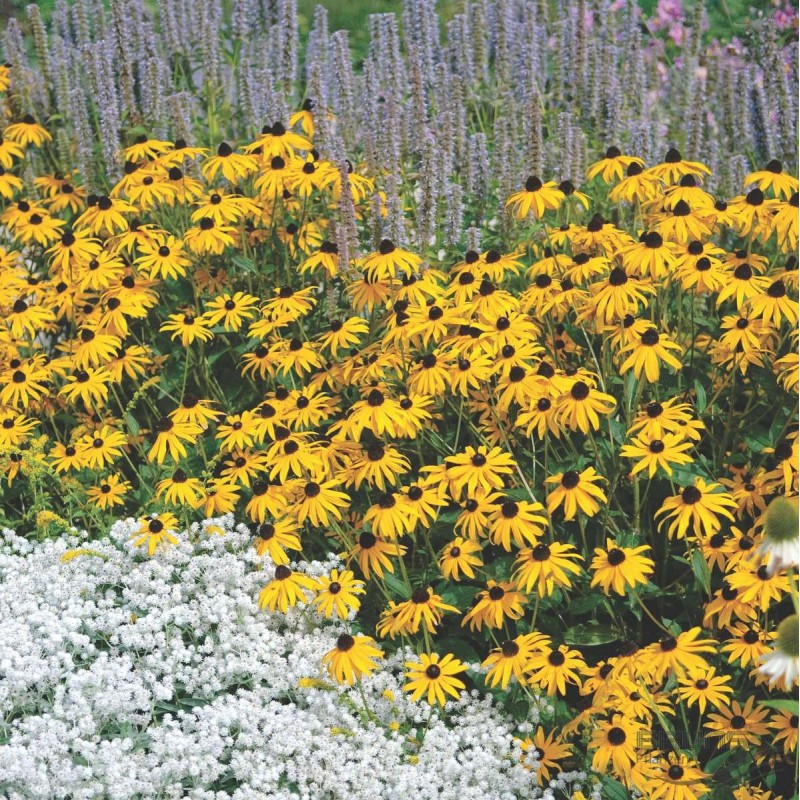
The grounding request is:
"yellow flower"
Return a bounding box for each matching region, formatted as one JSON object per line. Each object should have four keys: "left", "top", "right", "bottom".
{"left": 526, "top": 644, "right": 586, "bottom": 696}
{"left": 438, "top": 537, "right": 483, "bottom": 581}
{"left": 482, "top": 632, "right": 548, "bottom": 689}
{"left": 87, "top": 473, "right": 131, "bottom": 510}
{"left": 131, "top": 513, "right": 180, "bottom": 556}
{"left": 257, "top": 565, "right": 315, "bottom": 612}
{"left": 311, "top": 569, "right": 365, "bottom": 620}
{"left": 619, "top": 327, "right": 683, "bottom": 382}
{"left": 655, "top": 479, "right": 737, "bottom": 539}
{"left": 403, "top": 652, "right": 466, "bottom": 706}
{"left": 512, "top": 542, "right": 583, "bottom": 596}
{"left": 322, "top": 633, "right": 383, "bottom": 685}
{"left": 505, "top": 175, "right": 564, "bottom": 219}
{"left": 545, "top": 467, "right": 607, "bottom": 519}
{"left": 590, "top": 539, "right": 654, "bottom": 595}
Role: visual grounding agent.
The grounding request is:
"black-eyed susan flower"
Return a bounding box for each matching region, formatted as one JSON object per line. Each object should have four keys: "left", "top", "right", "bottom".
{"left": 400, "top": 481, "right": 447, "bottom": 529}
{"left": 403, "top": 652, "right": 466, "bottom": 706}
{"left": 702, "top": 584, "right": 757, "bottom": 630}
{"left": 363, "top": 490, "right": 415, "bottom": 539}
{"left": 156, "top": 468, "right": 204, "bottom": 507}
{"left": 169, "top": 394, "right": 219, "bottom": 429}
{"left": 253, "top": 519, "right": 301, "bottom": 565}
{"left": 589, "top": 714, "right": 644, "bottom": 783}
{"left": 201, "top": 141, "right": 258, "bottom": 182}
{"left": 488, "top": 496, "right": 548, "bottom": 550}
{"left": 556, "top": 380, "right": 616, "bottom": 434}
{"left": 184, "top": 216, "right": 236, "bottom": 254}
{"left": 135, "top": 235, "right": 191, "bottom": 281}
{"left": 258, "top": 564, "right": 315, "bottom": 612}
{"left": 745, "top": 159, "right": 799, "bottom": 200}
{"left": 676, "top": 667, "right": 734, "bottom": 713}
{"left": 377, "top": 586, "right": 458, "bottom": 638}
{"left": 610, "top": 160, "right": 664, "bottom": 204}
{"left": 74, "top": 425, "right": 127, "bottom": 470}
{"left": 655, "top": 479, "right": 737, "bottom": 539}
{"left": 322, "top": 632, "right": 383, "bottom": 685}
{"left": 526, "top": 644, "right": 586, "bottom": 696}
{"left": 131, "top": 512, "right": 180, "bottom": 556}
{"left": 445, "top": 444, "right": 516, "bottom": 498}
{"left": 705, "top": 696, "right": 770, "bottom": 750}
{"left": 644, "top": 627, "right": 716, "bottom": 682}
{"left": 147, "top": 417, "right": 201, "bottom": 464}
{"left": 76, "top": 195, "right": 136, "bottom": 236}
{"left": 7, "top": 298, "right": 56, "bottom": 339}
{"left": 453, "top": 489, "right": 501, "bottom": 539}
{"left": 204, "top": 291, "right": 260, "bottom": 332}
{"left": 769, "top": 707, "right": 798, "bottom": 754}
{"left": 0, "top": 412, "right": 37, "bottom": 447}
{"left": 772, "top": 192, "right": 799, "bottom": 251}
{"left": 619, "top": 431, "right": 694, "bottom": 477}
{"left": 482, "top": 633, "right": 546, "bottom": 689}
{"left": 312, "top": 569, "right": 365, "bottom": 619}
{"left": 725, "top": 560, "right": 791, "bottom": 612}
{"left": 461, "top": 580, "right": 527, "bottom": 631}
{"left": 0, "top": 165, "right": 23, "bottom": 200}
{"left": 647, "top": 147, "right": 710, "bottom": 184}
{"left": 86, "top": 473, "right": 131, "bottom": 510}
{"left": 4, "top": 114, "right": 52, "bottom": 147}
{"left": 627, "top": 397, "right": 704, "bottom": 441}
{"left": 721, "top": 621, "right": 774, "bottom": 668}
{"left": 587, "top": 146, "right": 644, "bottom": 184}
{"left": 619, "top": 327, "right": 683, "bottom": 383}
{"left": 518, "top": 727, "right": 573, "bottom": 786}
{"left": 438, "top": 537, "right": 483, "bottom": 581}
{"left": 349, "top": 530, "right": 405, "bottom": 579}
{"left": 58, "top": 367, "right": 111, "bottom": 410}
{"left": 246, "top": 121, "right": 311, "bottom": 159}
{"left": 160, "top": 312, "right": 215, "bottom": 346}
{"left": 633, "top": 752, "right": 710, "bottom": 800}
{"left": 545, "top": 467, "right": 607, "bottom": 519}
{"left": 362, "top": 239, "right": 422, "bottom": 281}
{"left": 747, "top": 279, "right": 799, "bottom": 327}
{"left": 291, "top": 478, "right": 350, "bottom": 527}
{"left": 716, "top": 262, "right": 771, "bottom": 309}
{"left": 655, "top": 199, "right": 713, "bottom": 244}
{"left": 590, "top": 539, "right": 654, "bottom": 595}
{"left": 512, "top": 542, "right": 582, "bottom": 596}
{"left": 505, "top": 175, "right": 564, "bottom": 220}
{"left": 315, "top": 316, "right": 369, "bottom": 358}
{"left": 200, "top": 478, "right": 241, "bottom": 516}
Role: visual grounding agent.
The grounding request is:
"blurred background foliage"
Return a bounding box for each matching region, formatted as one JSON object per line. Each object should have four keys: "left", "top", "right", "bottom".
{"left": 2, "top": 1, "right": 781, "bottom": 60}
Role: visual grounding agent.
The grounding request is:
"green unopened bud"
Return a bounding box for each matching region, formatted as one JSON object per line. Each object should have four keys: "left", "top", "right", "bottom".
{"left": 764, "top": 496, "right": 799, "bottom": 544}
{"left": 776, "top": 614, "right": 799, "bottom": 657}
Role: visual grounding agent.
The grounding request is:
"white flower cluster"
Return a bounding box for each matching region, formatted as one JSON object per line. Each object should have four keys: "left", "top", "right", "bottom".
{"left": 0, "top": 516, "right": 547, "bottom": 800}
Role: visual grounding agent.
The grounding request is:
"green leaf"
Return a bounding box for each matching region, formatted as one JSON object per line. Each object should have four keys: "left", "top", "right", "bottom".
{"left": 382, "top": 573, "right": 411, "bottom": 600}
{"left": 566, "top": 593, "right": 604, "bottom": 615}
{"left": 743, "top": 430, "right": 771, "bottom": 452}
{"left": 564, "top": 621, "right": 619, "bottom": 647}
{"left": 690, "top": 548, "right": 711, "bottom": 596}
{"left": 758, "top": 699, "right": 800, "bottom": 714}
{"left": 230, "top": 253, "right": 256, "bottom": 273}
{"left": 125, "top": 413, "right": 140, "bottom": 436}
{"left": 693, "top": 379, "right": 707, "bottom": 412}
{"left": 601, "top": 776, "right": 631, "bottom": 800}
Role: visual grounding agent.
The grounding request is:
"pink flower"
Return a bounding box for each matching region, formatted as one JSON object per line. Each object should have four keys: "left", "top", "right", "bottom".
{"left": 652, "top": 0, "right": 684, "bottom": 31}
{"left": 668, "top": 24, "right": 686, "bottom": 47}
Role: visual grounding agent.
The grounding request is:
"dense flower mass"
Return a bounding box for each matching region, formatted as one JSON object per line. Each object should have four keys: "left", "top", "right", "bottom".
{"left": 0, "top": 1, "right": 797, "bottom": 799}
{"left": 0, "top": 518, "right": 547, "bottom": 799}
